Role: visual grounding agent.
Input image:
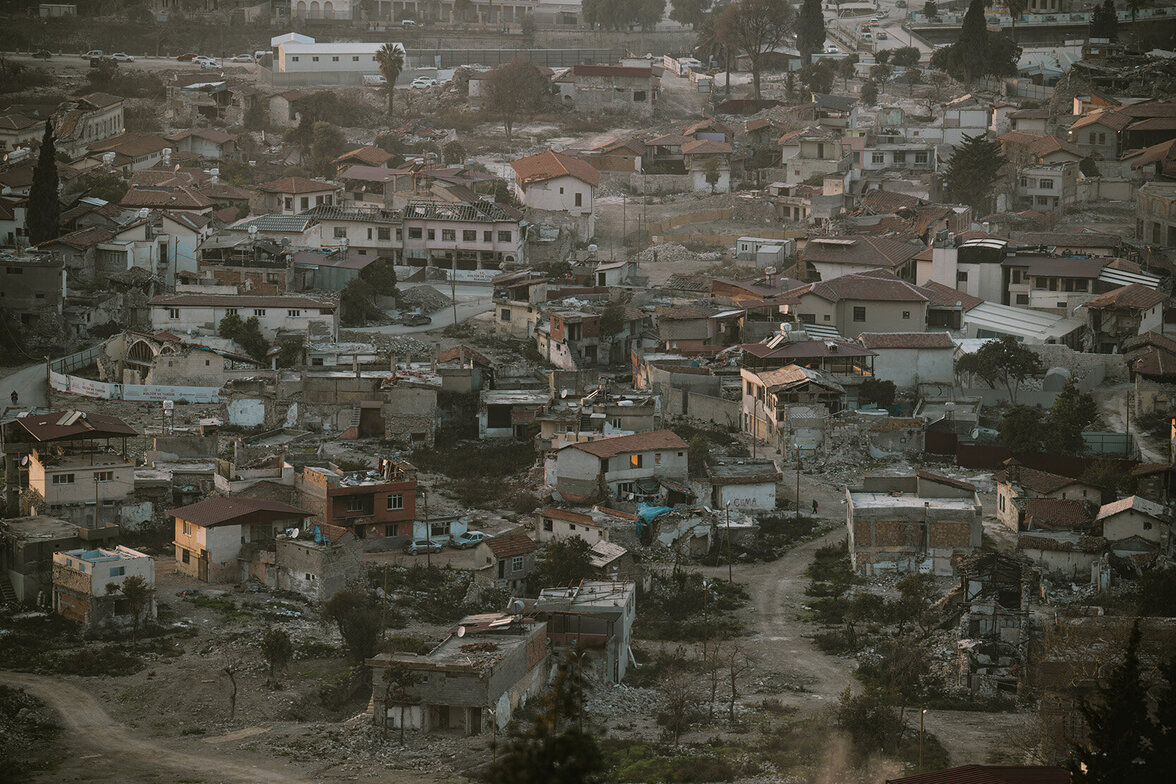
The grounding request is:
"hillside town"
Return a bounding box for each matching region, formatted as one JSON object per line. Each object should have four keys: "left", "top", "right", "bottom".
{"left": 1, "top": 0, "right": 1175, "bottom": 782}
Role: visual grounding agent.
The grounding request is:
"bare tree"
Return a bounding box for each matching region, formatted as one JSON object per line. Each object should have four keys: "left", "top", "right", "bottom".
{"left": 725, "top": 643, "right": 756, "bottom": 723}
{"left": 382, "top": 661, "right": 421, "bottom": 743}
{"left": 657, "top": 665, "right": 701, "bottom": 745}
{"left": 104, "top": 575, "right": 154, "bottom": 652}
{"left": 715, "top": 0, "right": 796, "bottom": 101}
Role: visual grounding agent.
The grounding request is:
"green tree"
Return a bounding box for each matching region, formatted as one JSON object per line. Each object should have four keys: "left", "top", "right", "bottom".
{"left": 1005, "top": 0, "right": 1028, "bottom": 39}
{"left": 261, "top": 627, "right": 293, "bottom": 683}
{"left": 283, "top": 116, "right": 315, "bottom": 164}
{"left": 274, "top": 336, "right": 304, "bottom": 368}
{"left": 359, "top": 256, "right": 399, "bottom": 296}
{"left": 837, "top": 684, "right": 902, "bottom": 757}
{"left": 236, "top": 317, "right": 271, "bottom": 363}
{"left": 1124, "top": 0, "right": 1140, "bottom": 24}
{"left": 890, "top": 46, "right": 921, "bottom": 67}
{"left": 1043, "top": 378, "right": 1098, "bottom": 455}
{"left": 104, "top": 575, "right": 154, "bottom": 652}
{"left": 341, "top": 278, "right": 383, "bottom": 326}
{"left": 923, "top": 0, "right": 937, "bottom": 16}
{"left": 325, "top": 590, "right": 382, "bottom": 663}
{"left": 893, "top": 574, "right": 938, "bottom": 636}
{"left": 1147, "top": 654, "right": 1176, "bottom": 778}
{"left": 955, "top": 0, "right": 990, "bottom": 81}
{"left": 1070, "top": 621, "right": 1151, "bottom": 782}
{"left": 837, "top": 54, "right": 859, "bottom": 89}
{"left": 534, "top": 538, "right": 595, "bottom": 588}
{"left": 483, "top": 58, "right": 550, "bottom": 143}
{"left": 716, "top": 0, "right": 796, "bottom": 101}
{"left": 687, "top": 435, "right": 710, "bottom": 477}
{"left": 875, "top": 49, "right": 892, "bottom": 65}
{"left": 795, "top": 0, "right": 825, "bottom": 65}
{"left": 1080, "top": 154, "right": 1101, "bottom": 178}
{"left": 597, "top": 302, "right": 626, "bottom": 341}
{"left": 860, "top": 80, "right": 879, "bottom": 105}
{"left": 1000, "top": 404, "right": 1045, "bottom": 453}
{"left": 801, "top": 58, "right": 836, "bottom": 94}
{"left": 27, "top": 120, "right": 60, "bottom": 245}
{"left": 702, "top": 155, "right": 722, "bottom": 192}
{"left": 869, "top": 62, "right": 893, "bottom": 84}
{"left": 1089, "top": 0, "right": 1119, "bottom": 41}
{"left": 375, "top": 43, "right": 405, "bottom": 115}
{"left": 310, "top": 122, "right": 346, "bottom": 178}
{"left": 218, "top": 313, "right": 244, "bottom": 340}
{"left": 904, "top": 67, "right": 923, "bottom": 95}
{"left": 670, "top": 0, "right": 711, "bottom": 29}
{"left": 520, "top": 14, "right": 537, "bottom": 47}
{"left": 83, "top": 171, "right": 128, "bottom": 203}
{"left": 442, "top": 139, "right": 466, "bottom": 164}
{"left": 488, "top": 657, "right": 603, "bottom": 784}
{"left": 381, "top": 661, "right": 421, "bottom": 743}
{"left": 942, "top": 133, "right": 1009, "bottom": 215}
{"left": 858, "top": 378, "right": 895, "bottom": 409}
{"left": 636, "top": 0, "right": 666, "bottom": 31}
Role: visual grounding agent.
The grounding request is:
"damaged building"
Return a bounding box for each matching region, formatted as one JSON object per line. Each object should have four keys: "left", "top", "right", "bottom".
{"left": 953, "top": 552, "right": 1037, "bottom": 694}
{"left": 846, "top": 471, "right": 983, "bottom": 576}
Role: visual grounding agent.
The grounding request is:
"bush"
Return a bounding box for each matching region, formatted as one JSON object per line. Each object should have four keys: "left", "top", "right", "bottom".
{"left": 636, "top": 569, "right": 749, "bottom": 641}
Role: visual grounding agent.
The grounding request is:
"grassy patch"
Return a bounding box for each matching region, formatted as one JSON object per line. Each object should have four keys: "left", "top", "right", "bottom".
{"left": 706, "top": 513, "right": 824, "bottom": 564}
{"left": 636, "top": 570, "right": 749, "bottom": 641}
{"left": 411, "top": 441, "right": 536, "bottom": 508}
{"left": 184, "top": 595, "right": 254, "bottom": 619}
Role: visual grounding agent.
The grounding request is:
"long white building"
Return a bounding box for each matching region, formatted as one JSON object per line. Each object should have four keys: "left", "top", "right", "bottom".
{"left": 274, "top": 40, "right": 404, "bottom": 86}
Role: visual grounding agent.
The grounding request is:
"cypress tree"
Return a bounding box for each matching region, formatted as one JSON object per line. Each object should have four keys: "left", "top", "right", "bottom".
{"left": 27, "top": 119, "right": 60, "bottom": 245}
{"left": 796, "top": 0, "right": 826, "bottom": 66}
{"left": 942, "top": 133, "right": 1008, "bottom": 215}
{"left": 1070, "top": 621, "right": 1152, "bottom": 783}
{"left": 956, "top": 0, "right": 989, "bottom": 82}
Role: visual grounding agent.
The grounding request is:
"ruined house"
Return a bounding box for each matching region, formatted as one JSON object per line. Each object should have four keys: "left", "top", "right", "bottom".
{"left": 51, "top": 545, "right": 156, "bottom": 628}
{"left": 527, "top": 580, "right": 637, "bottom": 683}
{"left": 846, "top": 471, "right": 983, "bottom": 576}
{"left": 296, "top": 457, "right": 418, "bottom": 541}
{"left": 367, "top": 613, "right": 549, "bottom": 736}
{"left": 953, "top": 552, "right": 1037, "bottom": 694}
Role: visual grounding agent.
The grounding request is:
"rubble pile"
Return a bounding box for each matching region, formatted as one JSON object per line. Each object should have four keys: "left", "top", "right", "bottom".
{"left": 585, "top": 681, "right": 660, "bottom": 716}
{"left": 398, "top": 285, "right": 453, "bottom": 314}
{"left": 638, "top": 242, "right": 722, "bottom": 265}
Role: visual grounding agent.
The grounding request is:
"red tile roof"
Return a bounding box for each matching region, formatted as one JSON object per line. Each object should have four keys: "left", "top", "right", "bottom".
{"left": 992, "top": 463, "right": 1085, "bottom": 495}
{"left": 39, "top": 227, "right": 116, "bottom": 250}
{"left": 510, "top": 149, "right": 601, "bottom": 187}
{"left": 861, "top": 189, "right": 924, "bottom": 213}
{"left": 10, "top": 411, "right": 137, "bottom": 442}
{"left": 334, "top": 146, "right": 395, "bottom": 167}
{"left": 165, "top": 128, "right": 238, "bottom": 145}
{"left": 1082, "top": 283, "right": 1168, "bottom": 310}
{"left": 920, "top": 281, "right": 984, "bottom": 311}
{"left": 682, "top": 139, "right": 732, "bottom": 154}
{"left": 570, "top": 429, "right": 688, "bottom": 459}
{"left": 797, "top": 269, "right": 930, "bottom": 303}
{"left": 859, "top": 332, "right": 955, "bottom": 349}
{"left": 485, "top": 529, "right": 537, "bottom": 557}
{"left": 89, "top": 133, "right": 171, "bottom": 158}
{"left": 256, "top": 176, "right": 339, "bottom": 194}
{"left": 168, "top": 497, "right": 310, "bottom": 528}
{"left": 120, "top": 186, "right": 215, "bottom": 210}
{"left": 802, "top": 235, "right": 924, "bottom": 269}
{"left": 887, "top": 764, "right": 1070, "bottom": 784}
{"left": 541, "top": 508, "right": 598, "bottom": 525}
{"left": 1023, "top": 498, "right": 1096, "bottom": 530}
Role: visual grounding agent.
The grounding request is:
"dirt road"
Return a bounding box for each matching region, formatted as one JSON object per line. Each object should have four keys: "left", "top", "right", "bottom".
{"left": 1, "top": 671, "right": 315, "bottom": 784}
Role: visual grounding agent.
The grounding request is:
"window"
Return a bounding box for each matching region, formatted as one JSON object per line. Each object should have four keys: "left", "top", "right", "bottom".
{"left": 386, "top": 494, "right": 404, "bottom": 510}
{"left": 902, "top": 311, "right": 911, "bottom": 319}
{"left": 52, "top": 474, "right": 75, "bottom": 484}
{"left": 616, "top": 481, "right": 635, "bottom": 496}
{"left": 109, "top": 566, "right": 125, "bottom": 577}
{"left": 384, "top": 524, "right": 399, "bottom": 537}
{"left": 182, "top": 548, "right": 190, "bottom": 563}
{"left": 284, "top": 197, "right": 293, "bottom": 211}
{"left": 871, "top": 152, "right": 885, "bottom": 164}
{"left": 852, "top": 306, "right": 866, "bottom": 322}
{"left": 957, "top": 271, "right": 968, "bottom": 282}
{"left": 893, "top": 151, "right": 906, "bottom": 164}
{"left": 254, "top": 309, "right": 266, "bottom": 316}
{"left": 312, "top": 56, "right": 319, "bottom": 62}
{"left": 409, "top": 228, "right": 422, "bottom": 239}
{"left": 183, "top": 520, "right": 191, "bottom": 536}
{"left": 1010, "top": 270, "right": 1022, "bottom": 284}
{"left": 483, "top": 231, "right": 492, "bottom": 243}
{"left": 568, "top": 524, "right": 576, "bottom": 531}
{"left": 94, "top": 471, "right": 113, "bottom": 482}
{"left": 377, "top": 228, "right": 390, "bottom": 241}
{"left": 745, "top": 381, "right": 753, "bottom": 395}
{"left": 226, "top": 307, "right": 238, "bottom": 316}
{"left": 498, "top": 231, "right": 511, "bottom": 242}
{"left": 332, "top": 56, "right": 339, "bottom": 62}
{"left": 1016, "top": 294, "right": 1029, "bottom": 305}
{"left": 633, "top": 91, "right": 646, "bottom": 102}
{"left": 5, "top": 267, "right": 21, "bottom": 275}
{"left": 1144, "top": 521, "right": 1153, "bottom": 530}
{"left": 266, "top": 273, "right": 280, "bottom": 283}
{"left": 654, "top": 452, "right": 662, "bottom": 465}
{"left": 630, "top": 454, "right": 643, "bottom": 468}
{"left": 442, "top": 229, "right": 455, "bottom": 241}
{"left": 300, "top": 196, "right": 309, "bottom": 210}
{"left": 334, "top": 227, "right": 347, "bottom": 238}
{"left": 288, "top": 309, "right": 300, "bottom": 317}
{"left": 500, "top": 309, "right": 511, "bottom": 321}
{"left": 1098, "top": 133, "right": 1106, "bottom": 145}
{"left": 574, "top": 192, "right": 583, "bottom": 207}
{"left": 463, "top": 230, "right": 477, "bottom": 242}
{"left": 431, "top": 522, "right": 448, "bottom": 537}
{"left": 347, "top": 496, "right": 364, "bottom": 512}
{"left": 511, "top": 556, "right": 524, "bottom": 572}
{"left": 543, "top": 518, "right": 553, "bottom": 532}
{"left": 167, "top": 308, "right": 180, "bottom": 319}
{"left": 914, "top": 151, "right": 928, "bottom": 164}
{"left": 427, "top": 229, "right": 435, "bottom": 240}
{"left": 353, "top": 56, "right": 360, "bottom": 62}
{"left": 1039, "top": 179, "right": 1054, "bottom": 190}
{"left": 799, "top": 313, "right": 816, "bottom": 324}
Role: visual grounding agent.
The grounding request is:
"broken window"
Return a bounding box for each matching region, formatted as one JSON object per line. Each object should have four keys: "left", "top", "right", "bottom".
{"left": 347, "top": 496, "right": 364, "bottom": 512}
{"left": 543, "top": 518, "right": 553, "bottom": 532}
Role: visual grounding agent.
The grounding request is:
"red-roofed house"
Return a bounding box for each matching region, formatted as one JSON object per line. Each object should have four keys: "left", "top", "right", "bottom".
{"left": 783, "top": 269, "right": 931, "bottom": 338}
{"left": 477, "top": 529, "right": 538, "bottom": 590}
{"left": 858, "top": 331, "right": 956, "bottom": 389}
{"left": 255, "top": 176, "right": 341, "bottom": 214}
{"left": 510, "top": 150, "right": 600, "bottom": 237}
{"left": 683, "top": 138, "right": 733, "bottom": 193}
{"left": 554, "top": 430, "right": 689, "bottom": 502}
{"left": 802, "top": 235, "right": 924, "bottom": 281}
{"left": 1081, "top": 283, "right": 1170, "bottom": 353}
{"left": 170, "top": 497, "right": 311, "bottom": 582}
{"left": 536, "top": 507, "right": 610, "bottom": 545}
{"left": 164, "top": 128, "right": 239, "bottom": 161}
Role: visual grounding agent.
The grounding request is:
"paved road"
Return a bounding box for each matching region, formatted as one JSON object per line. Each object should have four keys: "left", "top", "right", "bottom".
{"left": 1, "top": 362, "right": 48, "bottom": 413}
{"left": 0, "top": 670, "right": 313, "bottom": 784}
{"left": 353, "top": 283, "right": 495, "bottom": 336}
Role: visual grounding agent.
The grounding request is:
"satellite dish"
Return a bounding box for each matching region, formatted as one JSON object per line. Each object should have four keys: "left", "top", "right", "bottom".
{"left": 288, "top": 527, "right": 299, "bottom": 538}
{"left": 457, "top": 626, "right": 466, "bottom": 638}
{"left": 560, "top": 389, "right": 568, "bottom": 399}
{"left": 508, "top": 599, "right": 525, "bottom": 614}
{"left": 970, "top": 428, "right": 981, "bottom": 441}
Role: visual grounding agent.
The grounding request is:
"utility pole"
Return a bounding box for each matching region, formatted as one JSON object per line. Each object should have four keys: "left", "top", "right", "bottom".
{"left": 450, "top": 257, "right": 458, "bottom": 329}
{"left": 919, "top": 708, "right": 927, "bottom": 772}
{"left": 422, "top": 488, "right": 431, "bottom": 568}
{"left": 795, "top": 443, "right": 801, "bottom": 518}
{"left": 725, "top": 503, "right": 733, "bottom": 582}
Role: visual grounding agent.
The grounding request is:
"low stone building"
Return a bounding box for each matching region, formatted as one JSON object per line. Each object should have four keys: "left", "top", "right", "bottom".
{"left": 706, "top": 460, "right": 783, "bottom": 511}
{"left": 51, "top": 545, "right": 155, "bottom": 628}
{"left": 367, "top": 613, "right": 549, "bottom": 736}
{"left": 846, "top": 471, "right": 982, "bottom": 576}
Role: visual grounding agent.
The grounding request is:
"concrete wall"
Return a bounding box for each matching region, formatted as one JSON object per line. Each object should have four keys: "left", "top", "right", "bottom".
{"left": 664, "top": 388, "right": 740, "bottom": 429}
{"left": 872, "top": 347, "right": 954, "bottom": 389}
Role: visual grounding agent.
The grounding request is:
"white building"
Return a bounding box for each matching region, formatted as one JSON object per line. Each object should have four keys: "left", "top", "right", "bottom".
{"left": 51, "top": 546, "right": 155, "bottom": 628}
{"left": 291, "top": 0, "right": 353, "bottom": 20}
{"left": 706, "top": 460, "right": 783, "bottom": 511}
{"left": 554, "top": 430, "right": 689, "bottom": 502}
{"left": 149, "top": 293, "right": 338, "bottom": 340}
{"left": 857, "top": 332, "right": 956, "bottom": 390}
{"left": 510, "top": 150, "right": 599, "bottom": 239}
{"left": 275, "top": 40, "right": 403, "bottom": 86}
{"left": 536, "top": 507, "right": 610, "bottom": 545}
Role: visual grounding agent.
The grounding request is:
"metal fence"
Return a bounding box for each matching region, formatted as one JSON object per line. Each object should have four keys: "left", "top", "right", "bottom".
{"left": 49, "top": 345, "right": 102, "bottom": 374}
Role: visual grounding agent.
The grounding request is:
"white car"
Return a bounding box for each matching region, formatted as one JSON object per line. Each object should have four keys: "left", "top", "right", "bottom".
{"left": 195, "top": 57, "right": 219, "bottom": 68}
{"left": 411, "top": 77, "right": 437, "bottom": 89}
{"left": 230, "top": 54, "right": 254, "bottom": 63}
{"left": 110, "top": 52, "right": 135, "bottom": 62}
{"left": 824, "top": 45, "right": 841, "bottom": 54}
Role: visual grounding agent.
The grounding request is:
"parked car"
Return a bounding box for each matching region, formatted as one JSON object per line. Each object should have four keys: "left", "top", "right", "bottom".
{"left": 110, "top": 52, "right": 135, "bottom": 62}
{"left": 230, "top": 54, "right": 254, "bottom": 63}
{"left": 32, "top": 50, "right": 52, "bottom": 59}
{"left": 404, "top": 538, "right": 443, "bottom": 555}
{"left": 402, "top": 19, "right": 419, "bottom": 27}
{"left": 450, "top": 531, "right": 490, "bottom": 549}
{"left": 195, "top": 57, "right": 220, "bottom": 69}
{"left": 862, "top": 32, "right": 874, "bottom": 41}
{"left": 411, "top": 77, "right": 437, "bottom": 89}
{"left": 824, "top": 45, "right": 841, "bottom": 54}
{"left": 176, "top": 52, "right": 199, "bottom": 61}
{"left": 877, "top": 31, "right": 889, "bottom": 40}
{"left": 82, "top": 49, "right": 103, "bottom": 58}
{"left": 895, "top": 0, "right": 907, "bottom": 7}
{"left": 401, "top": 313, "right": 432, "bottom": 326}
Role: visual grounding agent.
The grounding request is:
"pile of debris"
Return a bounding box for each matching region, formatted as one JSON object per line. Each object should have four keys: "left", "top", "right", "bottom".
{"left": 399, "top": 285, "right": 453, "bottom": 314}
{"left": 638, "top": 242, "right": 722, "bottom": 265}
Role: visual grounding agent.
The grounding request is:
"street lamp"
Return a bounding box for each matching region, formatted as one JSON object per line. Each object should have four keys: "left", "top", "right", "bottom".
{"left": 919, "top": 708, "right": 927, "bottom": 772}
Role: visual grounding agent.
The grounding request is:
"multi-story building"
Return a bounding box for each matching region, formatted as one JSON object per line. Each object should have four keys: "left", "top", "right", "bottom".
{"left": 171, "top": 497, "right": 311, "bottom": 583}
{"left": 740, "top": 365, "right": 845, "bottom": 452}
{"left": 0, "top": 249, "right": 64, "bottom": 325}
{"left": 779, "top": 126, "right": 849, "bottom": 185}
{"left": 255, "top": 176, "right": 342, "bottom": 215}
{"left": 401, "top": 200, "right": 524, "bottom": 281}
{"left": 0, "top": 113, "right": 42, "bottom": 152}
{"left": 296, "top": 457, "right": 418, "bottom": 540}
{"left": 148, "top": 293, "right": 338, "bottom": 340}
{"left": 553, "top": 430, "right": 688, "bottom": 502}
{"left": 51, "top": 545, "right": 155, "bottom": 628}
{"left": 510, "top": 150, "right": 599, "bottom": 239}
{"left": 1137, "top": 181, "right": 1176, "bottom": 248}
{"left": 1014, "top": 162, "right": 1078, "bottom": 212}
{"left": 53, "top": 93, "right": 125, "bottom": 158}
{"left": 301, "top": 204, "right": 401, "bottom": 261}
{"left": 290, "top": 0, "right": 354, "bottom": 20}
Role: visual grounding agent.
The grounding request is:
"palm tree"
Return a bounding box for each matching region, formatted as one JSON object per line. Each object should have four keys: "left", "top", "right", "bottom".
{"left": 375, "top": 43, "right": 404, "bottom": 116}
{"left": 1005, "top": 0, "right": 1028, "bottom": 40}
{"left": 1124, "top": 0, "right": 1140, "bottom": 24}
